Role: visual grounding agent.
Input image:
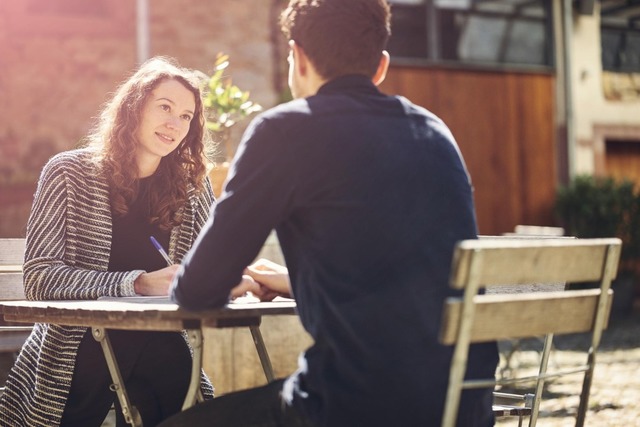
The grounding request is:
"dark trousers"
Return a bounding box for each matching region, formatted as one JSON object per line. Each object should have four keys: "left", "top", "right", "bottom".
{"left": 157, "top": 378, "right": 494, "bottom": 427}
{"left": 60, "top": 329, "right": 192, "bottom": 427}
{"left": 157, "top": 379, "right": 316, "bottom": 427}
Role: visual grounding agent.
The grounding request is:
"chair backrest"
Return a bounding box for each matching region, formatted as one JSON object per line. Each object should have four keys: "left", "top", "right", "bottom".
{"left": 479, "top": 234, "right": 575, "bottom": 295}
{"left": 0, "top": 238, "right": 30, "bottom": 392}
{"left": 511, "top": 224, "right": 565, "bottom": 236}
{"left": 439, "top": 237, "right": 621, "bottom": 427}
{"left": 0, "top": 238, "right": 26, "bottom": 301}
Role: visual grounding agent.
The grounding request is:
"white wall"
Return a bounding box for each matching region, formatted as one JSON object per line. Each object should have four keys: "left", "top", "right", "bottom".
{"left": 570, "top": 5, "right": 640, "bottom": 174}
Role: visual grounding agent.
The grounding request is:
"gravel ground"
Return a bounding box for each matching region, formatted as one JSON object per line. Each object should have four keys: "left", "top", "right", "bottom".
{"left": 496, "top": 311, "right": 640, "bottom": 427}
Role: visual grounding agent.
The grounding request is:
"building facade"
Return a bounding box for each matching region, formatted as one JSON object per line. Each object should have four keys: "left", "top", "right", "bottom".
{"left": 1, "top": 0, "right": 639, "bottom": 237}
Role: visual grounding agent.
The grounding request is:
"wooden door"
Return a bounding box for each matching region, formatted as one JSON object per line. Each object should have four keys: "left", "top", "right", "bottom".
{"left": 605, "top": 140, "right": 640, "bottom": 186}
{"left": 379, "top": 66, "right": 557, "bottom": 235}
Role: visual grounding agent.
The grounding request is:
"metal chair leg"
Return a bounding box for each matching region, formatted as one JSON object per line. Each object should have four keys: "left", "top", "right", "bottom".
{"left": 528, "top": 333, "right": 554, "bottom": 427}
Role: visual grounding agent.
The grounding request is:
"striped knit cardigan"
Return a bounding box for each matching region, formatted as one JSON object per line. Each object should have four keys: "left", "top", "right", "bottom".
{"left": 0, "top": 149, "right": 216, "bottom": 426}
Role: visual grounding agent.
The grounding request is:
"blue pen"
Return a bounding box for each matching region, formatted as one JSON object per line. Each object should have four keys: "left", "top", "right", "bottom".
{"left": 150, "top": 236, "right": 173, "bottom": 266}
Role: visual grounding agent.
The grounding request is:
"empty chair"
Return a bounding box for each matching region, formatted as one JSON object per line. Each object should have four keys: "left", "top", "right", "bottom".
{"left": 439, "top": 237, "right": 621, "bottom": 427}
{"left": 0, "top": 238, "right": 32, "bottom": 395}
{"left": 512, "top": 224, "right": 565, "bottom": 237}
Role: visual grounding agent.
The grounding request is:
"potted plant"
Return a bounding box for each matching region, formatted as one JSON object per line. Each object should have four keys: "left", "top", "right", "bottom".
{"left": 203, "top": 53, "right": 262, "bottom": 196}
{"left": 555, "top": 174, "right": 639, "bottom": 316}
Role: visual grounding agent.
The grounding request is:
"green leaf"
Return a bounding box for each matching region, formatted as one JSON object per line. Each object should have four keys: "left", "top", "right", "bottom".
{"left": 204, "top": 52, "right": 263, "bottom": 159}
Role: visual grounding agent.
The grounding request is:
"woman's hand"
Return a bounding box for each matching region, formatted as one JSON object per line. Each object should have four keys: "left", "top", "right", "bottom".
{"left": 243, "top": 258, "right": 292, "bottom": 301}
{"left": 134, "top": 265, "right": 181, "bottom": 296}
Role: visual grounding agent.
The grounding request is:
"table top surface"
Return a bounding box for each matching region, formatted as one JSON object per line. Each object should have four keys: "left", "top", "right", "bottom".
{"left": 0, "top": 297, "right": 297, "bottom": 330}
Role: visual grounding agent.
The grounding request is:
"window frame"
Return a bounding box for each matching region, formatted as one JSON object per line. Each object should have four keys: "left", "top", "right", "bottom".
{"left": 600, "top": 0, "right": 640, "bottom": 74}
{"left": 386, "top": 0, "right": 556, "bottom": 74}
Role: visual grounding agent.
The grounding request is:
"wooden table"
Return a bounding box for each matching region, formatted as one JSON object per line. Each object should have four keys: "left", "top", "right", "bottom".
{"left": 0, "top": 297, "right": 297, "bottom": 427}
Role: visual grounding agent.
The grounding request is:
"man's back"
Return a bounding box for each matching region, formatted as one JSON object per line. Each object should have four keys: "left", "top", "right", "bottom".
{"left": 221, "top": 75, "right": 499, "bottom": 426}
{"left": 168, "top": 1, "right": 497, "bottom": 426}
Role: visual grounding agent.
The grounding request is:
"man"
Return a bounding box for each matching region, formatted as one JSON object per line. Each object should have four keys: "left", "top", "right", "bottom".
{"left": 163, "top": 0, "right": 498, "bottom": 426}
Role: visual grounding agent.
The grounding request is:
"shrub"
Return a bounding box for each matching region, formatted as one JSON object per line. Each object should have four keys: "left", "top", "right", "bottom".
{"left": 555, "top": 174, "right": 640, "bottom": 267}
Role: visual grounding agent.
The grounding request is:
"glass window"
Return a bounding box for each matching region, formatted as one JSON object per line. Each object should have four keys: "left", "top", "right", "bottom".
{"left": 387, "top": 0, "right": 554, "bottom": 70}
{"left": 601, "top": 2, "right": 640, "bottom": 74}
{"left": 387, "top": 3, "right": 429, "bottom": 58}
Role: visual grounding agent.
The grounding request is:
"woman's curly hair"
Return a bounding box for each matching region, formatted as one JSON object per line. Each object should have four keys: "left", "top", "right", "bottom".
{"left": 86, "top": 56, "right": 212, "bottom": 231}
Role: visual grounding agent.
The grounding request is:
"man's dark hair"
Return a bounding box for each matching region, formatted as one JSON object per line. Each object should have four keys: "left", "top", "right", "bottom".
{"left": 280, "top": 0, "right": 391, "bottom": 80}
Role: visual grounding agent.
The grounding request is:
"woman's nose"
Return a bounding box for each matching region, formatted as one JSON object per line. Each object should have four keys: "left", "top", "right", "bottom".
{"left": 166, "top": 116, "right": 181, "bottom": 130}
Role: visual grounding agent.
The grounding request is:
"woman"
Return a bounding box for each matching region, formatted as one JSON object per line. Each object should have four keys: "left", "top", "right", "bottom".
{"left": 0, "top": 57, "right": 242, "bottom": 427}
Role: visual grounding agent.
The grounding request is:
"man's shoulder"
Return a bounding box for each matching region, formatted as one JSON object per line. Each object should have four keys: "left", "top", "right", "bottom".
{"left": 260, "top": 98, "right": 312, "bottom": 120}
{"left": 393, "top": 95, "right": 457, "bottom": 140}
{"left": 252, "top": 91, "right": 451, "bottom": 141}
{"left": 395, "top": 95, "right": 442, "bottom": 123}
{"left": 245, "top": 99, "right": 314, "bottom": 140}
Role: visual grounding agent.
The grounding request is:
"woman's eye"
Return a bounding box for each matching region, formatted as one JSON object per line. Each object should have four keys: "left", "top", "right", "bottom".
{"left": 160, "top": 104, "right": 171, "bottom": 112}
{"left": 181, "top": 114, "right": 193, "bottom": 122}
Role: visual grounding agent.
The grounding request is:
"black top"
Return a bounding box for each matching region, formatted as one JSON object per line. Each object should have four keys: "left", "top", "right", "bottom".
{"left": 108, "top": 176, "right": 171, "bottom": 273}
{"left": 174, "top": 75, "right": 498, "bottom": 426}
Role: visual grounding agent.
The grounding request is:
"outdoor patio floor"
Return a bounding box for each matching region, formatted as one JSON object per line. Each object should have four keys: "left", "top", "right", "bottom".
{"left": 496, "top": 310, "right": 640, "bottom": 427}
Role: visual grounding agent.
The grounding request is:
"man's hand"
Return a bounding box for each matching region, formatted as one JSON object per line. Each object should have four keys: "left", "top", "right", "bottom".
{"left": 244, "top": 258, "right": 292, "bottom": 301}
{"left": 230, "top": 275, "right": 263, "bottom": 299}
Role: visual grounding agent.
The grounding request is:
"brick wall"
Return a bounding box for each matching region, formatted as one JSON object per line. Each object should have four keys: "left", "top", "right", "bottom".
{"left": 0, "top": 0, "right": 286, "bottom": 236}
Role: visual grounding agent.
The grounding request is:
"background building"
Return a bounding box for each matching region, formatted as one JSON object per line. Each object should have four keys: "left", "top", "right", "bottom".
{"left": 1, "top": 0, "right": 639, "bottom": 238}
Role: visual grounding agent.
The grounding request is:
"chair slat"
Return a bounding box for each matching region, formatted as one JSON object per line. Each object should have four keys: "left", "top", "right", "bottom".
{"left": 440, "top": 289, "right": 613, "bottom": 345}
{"left": 0, "top": 329, "right": 31, "bottom": 352}
{"left": 450, "top": 238, "right": 620, "bottom": 288}
{"left": 0, "top": 239, "right": 30, "bottom": 352}
{"left": 440, "top": 237, "right": 622, "bottom": 427}
{"left": 0, "top": 239, "right": 26, "bottom": 265}
{"left": 0, "top": 273, "right": 26, "bottom": 301}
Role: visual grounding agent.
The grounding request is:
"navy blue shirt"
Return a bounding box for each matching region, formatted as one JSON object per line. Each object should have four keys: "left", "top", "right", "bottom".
{"left": 173, "top": 75, "right": 498, "bottom": 426}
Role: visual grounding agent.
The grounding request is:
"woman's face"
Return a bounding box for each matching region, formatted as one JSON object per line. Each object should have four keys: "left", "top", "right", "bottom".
{"left": 135, "top": 78, "right": 196, "bottom": 177}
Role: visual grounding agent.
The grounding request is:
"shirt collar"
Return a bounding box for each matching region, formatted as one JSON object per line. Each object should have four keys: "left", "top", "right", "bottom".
{"left": 316, "top": 74, "right": 379, "bottom": 96}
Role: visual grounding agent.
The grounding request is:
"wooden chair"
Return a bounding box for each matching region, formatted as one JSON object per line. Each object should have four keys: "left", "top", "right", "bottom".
{"left": 439, "top": 237, "right": 621, "bottom": 427}
{"left": 481, "top": 233, "right": 573, "bottom": 381}
{"left": 511, "top": 225, "right": 565, "bottom": 237}
{"left": 0, "top": 238, "right": 26, "bottom": 299}
{"left": 0, "top": 238, "right": 32, "bottom": 394}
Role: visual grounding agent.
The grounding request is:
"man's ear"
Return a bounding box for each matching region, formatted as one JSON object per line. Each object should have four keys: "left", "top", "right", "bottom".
{"left": 372, "top": 51, "right": 390, "bottom": 86}
{"left": 290, "top": 40, "right": 308, "bottom": 76}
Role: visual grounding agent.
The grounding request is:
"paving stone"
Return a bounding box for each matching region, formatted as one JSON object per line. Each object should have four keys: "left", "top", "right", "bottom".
{"left": 496, "top": 312, "right": 640, "bottom": 426}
